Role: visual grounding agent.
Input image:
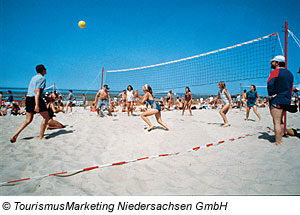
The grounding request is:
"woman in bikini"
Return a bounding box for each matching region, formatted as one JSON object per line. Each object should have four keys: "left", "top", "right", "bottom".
{"left": 135, "top": 84, "right": 170, "bottom": 132}
{"left": 182, "top": 87, "right": 193, "bottom": 116}
{"left": 118, "top": 90, "right": 127, "bottom": 112}
{"left": 167, "top": 90, "right": 172, "bottom": 111}
{"left": 210, "top": 81, "right": 232, "bottom": 127}
{"left": 46, "top": 94, "right": 65, "bottom": 129}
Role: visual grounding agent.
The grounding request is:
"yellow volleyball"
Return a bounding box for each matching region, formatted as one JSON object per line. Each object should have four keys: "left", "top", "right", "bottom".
{"left": 78, "top": 20, "right": 86, "bottom": 28}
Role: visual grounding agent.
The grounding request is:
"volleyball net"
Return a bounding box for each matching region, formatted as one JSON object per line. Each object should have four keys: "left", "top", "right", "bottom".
{"left": 105, "top": 33, "right": 279, "bottom": 92}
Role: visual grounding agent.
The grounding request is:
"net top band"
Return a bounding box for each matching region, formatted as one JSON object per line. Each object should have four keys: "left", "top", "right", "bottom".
{"left": 107, "top": 33, "right": 278, "bottom": 73}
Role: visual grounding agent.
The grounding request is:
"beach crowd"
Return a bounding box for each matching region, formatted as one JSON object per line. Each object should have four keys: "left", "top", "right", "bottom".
{"left": 1, "top": 56, "right": 299, "bottom": 145}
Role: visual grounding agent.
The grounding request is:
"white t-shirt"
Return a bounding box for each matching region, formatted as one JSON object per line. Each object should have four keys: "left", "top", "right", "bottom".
{"left": 127, "top": 90, "right": 134, "bottom": 102}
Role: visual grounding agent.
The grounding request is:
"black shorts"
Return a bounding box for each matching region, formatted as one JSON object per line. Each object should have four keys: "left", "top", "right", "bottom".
{"left": 270, "top": 103, "right": 298, "bottom": 113}
{"left": 26, "top": 97, "right": 48, "bottom": 113}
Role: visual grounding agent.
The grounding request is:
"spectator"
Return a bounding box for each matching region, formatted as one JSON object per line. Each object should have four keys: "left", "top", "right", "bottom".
{"left": 65, "top": 90, "right": 74, "bottom": 113}
{"left": 83, "top": 94, "right": 86, "bottom": 110}
{"left": 11, "top": 103, "right": 25, "bottom": 116}
{"left": 0, "top": 91, "right": 3, "bottom": 107}
{"left": 267, "top": 55, "right": 293, "bottom": 145}
{"left": 4, "top": 90, "right": 14, "bottom": 113}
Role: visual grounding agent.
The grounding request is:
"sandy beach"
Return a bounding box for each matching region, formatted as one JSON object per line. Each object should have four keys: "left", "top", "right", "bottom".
{"left": 0, "top": 107, "right": 299, "bottom": 195}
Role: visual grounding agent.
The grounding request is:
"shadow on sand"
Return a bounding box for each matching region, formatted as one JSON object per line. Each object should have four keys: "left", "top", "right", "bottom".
{"left": 21, "top": 129, "right": 73, "bottom": 141}
{"left": 22, "top": 136, "right": 35, "bottom": 140}
{"left": 259, "top": 129, "right": 300, "bottom": 143}
{"left": 44, "top": 129, "right": 74, "bottom": 139}
{"left": 207, "top": 122, "right": 224, "bottom": 125}
{"left": 258, "top": 132, "right": 275, "bottom": 143}
{"left": 144, "top": 126, "right": 168, "bottom": 132}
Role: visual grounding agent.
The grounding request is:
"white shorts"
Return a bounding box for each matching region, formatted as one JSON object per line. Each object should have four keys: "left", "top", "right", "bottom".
{"left": 127, "top": 96, "right": 134, "bottom": 102}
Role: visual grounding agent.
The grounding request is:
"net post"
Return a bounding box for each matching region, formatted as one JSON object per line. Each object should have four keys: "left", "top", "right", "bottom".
{"left": 285, "top": 22, "right": 288, "bottom": 68}
{"left": 54, "top": 83, "right": 56, "bottom": 91}
{"left": 283, "top": 21, "right": 288, "bottom": 135}
{"left": 101, "top": 67, "right": 104, "bottom": 89}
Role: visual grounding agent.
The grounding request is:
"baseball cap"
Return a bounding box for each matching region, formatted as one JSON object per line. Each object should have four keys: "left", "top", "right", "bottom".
{"left": 270, "top": 55, "right": 285, "bottom": 62}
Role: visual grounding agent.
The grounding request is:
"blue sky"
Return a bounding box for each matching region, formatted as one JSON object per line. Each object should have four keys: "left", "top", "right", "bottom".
{"left": 0, "top": 0, "right": 299, "bottom": 95}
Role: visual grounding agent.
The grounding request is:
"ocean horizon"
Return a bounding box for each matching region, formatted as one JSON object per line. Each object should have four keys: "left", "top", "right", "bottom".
{"left": 0, "top": 87, "right": 217, "bottom": 101}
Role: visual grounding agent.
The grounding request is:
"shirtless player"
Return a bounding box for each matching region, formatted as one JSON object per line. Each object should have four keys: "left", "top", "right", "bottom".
{"left": 94, "top": 84, "right": 112, "bottom": 116}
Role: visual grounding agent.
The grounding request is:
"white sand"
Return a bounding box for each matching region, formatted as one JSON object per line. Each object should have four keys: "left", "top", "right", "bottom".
{"left": 0, "top": 107, "right": 299, "bottom": 195}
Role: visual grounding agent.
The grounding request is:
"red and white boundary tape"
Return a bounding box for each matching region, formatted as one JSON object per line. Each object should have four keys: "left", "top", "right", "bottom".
{"left": 0, "top": 132, "right": 261, "bottom": 186}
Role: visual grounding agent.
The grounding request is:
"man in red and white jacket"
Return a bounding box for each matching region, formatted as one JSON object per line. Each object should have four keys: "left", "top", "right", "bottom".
{"left": 267, "top": 55, "right": 293, "bottom": 145}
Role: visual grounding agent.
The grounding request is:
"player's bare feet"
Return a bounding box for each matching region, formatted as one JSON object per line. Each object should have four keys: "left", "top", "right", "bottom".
{"left": 147, "top": 126, "right": 154, "bottom": 132}
{"left": 10, "top": 135, "right": 17, "bottom": 143}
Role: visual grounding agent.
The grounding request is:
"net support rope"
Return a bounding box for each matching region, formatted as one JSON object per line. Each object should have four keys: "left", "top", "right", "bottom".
{"left": 277, "top": 34, "right": 284, "bottom": 55}
{"left": 288, "top": 29, "right": 300, "bottom": 48}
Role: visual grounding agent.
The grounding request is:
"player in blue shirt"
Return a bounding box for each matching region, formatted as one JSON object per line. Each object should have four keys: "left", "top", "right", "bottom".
{"left": 6, "top": 90, "right": 14, "bottom": 105}
{"left": 4, "top": 90, "right": 14, "bottom": 114}
{"left": 65, "top": 90, "right": 74, "bottom": 113}
{"left": 245, "top": 85, "right": 261, "bottom": 122}
{"left": 10, "top": 65, "right": 50, "bottom": 143}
